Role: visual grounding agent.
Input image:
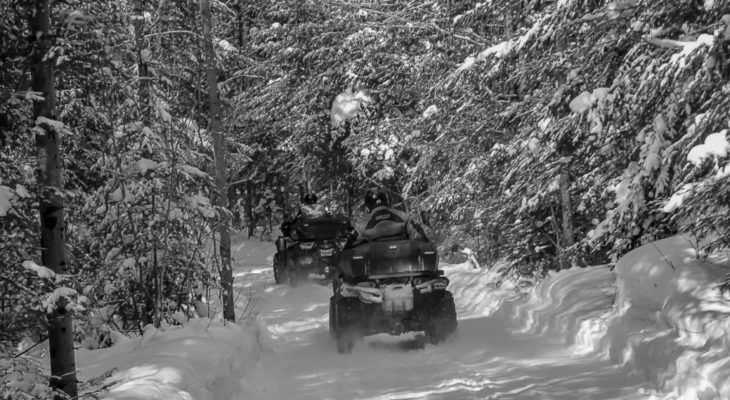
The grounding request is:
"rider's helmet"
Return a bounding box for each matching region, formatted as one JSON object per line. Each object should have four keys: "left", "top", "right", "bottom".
{"left": 302, "top": 193, "right": 318, "bottom": 205}
{"left": 364, "top": 188, "right": 389, "bottom": 212}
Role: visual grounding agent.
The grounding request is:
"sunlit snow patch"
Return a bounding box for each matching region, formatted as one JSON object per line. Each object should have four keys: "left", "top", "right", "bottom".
{"left": 97, "top": 319, "right": 262, "bottom": 400}
{"left": 444, "top": 261, "right": 522, "bottom": 320}
{"left": 600, "top": 235, "right": 730, "bottom": 399}
{"left": 687, "top": 129, "right": 729, "bottom": 166}
{"left": 330, "top": 89, "right": 373, "bottom": 127}
{"left": 0, "top": 185, "right": 14, "bottom": 216}
{"left": 509, "top": 265, "right": 617, "bottom": 352}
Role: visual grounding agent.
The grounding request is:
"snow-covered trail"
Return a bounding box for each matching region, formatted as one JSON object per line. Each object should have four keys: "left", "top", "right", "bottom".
{"left": 231, "top": 237, "right": 647, "bottom": 400}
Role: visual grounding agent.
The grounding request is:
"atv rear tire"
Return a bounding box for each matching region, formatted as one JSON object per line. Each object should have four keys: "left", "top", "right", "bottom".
{"left": 328, "top": 296, "right": 337, "bottom": 339}
{"left": 332, "top": 296, "right": 363, "bottom": 353}
{"left": 273, "top": 253, "right": 282, "bottom": 284}
{"left": 423, "top": 290, "right": 457, "bottom": 345}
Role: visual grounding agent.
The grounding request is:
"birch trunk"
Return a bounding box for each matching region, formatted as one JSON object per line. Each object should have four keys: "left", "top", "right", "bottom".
{"left": 559, "top": 171, "right": 574, "bottom": 247}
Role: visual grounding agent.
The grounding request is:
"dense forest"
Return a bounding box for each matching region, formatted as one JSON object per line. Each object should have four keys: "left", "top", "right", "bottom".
{"left": 2, "top": 0, "right": 729, "bottom": 397}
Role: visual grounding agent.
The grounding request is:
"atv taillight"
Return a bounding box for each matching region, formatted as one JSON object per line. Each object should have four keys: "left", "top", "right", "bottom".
{"left": 433, "top": 277, "right": 449, "bottom": 290}
{"left": 299, "top": 242, "right": 315, "bottom": 250}
{"left": 415, "top": 277, "right": 450, "bottom": 293}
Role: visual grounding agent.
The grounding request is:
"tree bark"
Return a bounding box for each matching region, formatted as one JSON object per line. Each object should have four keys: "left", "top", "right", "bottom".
{"left": 246, "top": 180, "right": 255, "bottom": 238}
{"left": 29, "top": 0, "right": 78, "bottom": 397}
{"left": 201, "top": 0, "right": 235, "bottom": 322}
{"left": 559, "top": 171, "right": 574, "bottom": 247}
{"left": 130, "top": 0, "right": 150, "bottom": 119}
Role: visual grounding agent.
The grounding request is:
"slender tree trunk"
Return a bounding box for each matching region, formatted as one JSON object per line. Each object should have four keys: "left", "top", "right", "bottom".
{"left": 345, "top": 187, "right": 351, "bottom": 217}
{"left": 559, "top": 171, "right": 574, "bottom": 247}
{"left": 29, "top": 1, "right": 78, "bottom": 397}
{"left": 246, "top": 180, "right": 254, "bottom": 238}
{"left": 281, "top": 179, "right": 289, "bottom": 219}
{"left": 130, "top": 0, "right": 159, "bottom": 324}
{"left": 235, "top": 1, "right": 245, "bottom": 48}
{"left": 130, "top": 0, "right": 149, "bottom": 119}
{"left": 274, "top": 178, "right": 285, "bottom": 220}
{"left": 228, "top": 185, "right": 241, "bottom": 228}
{"left": 201, "top": 0, "right": 235, "bottom": 322}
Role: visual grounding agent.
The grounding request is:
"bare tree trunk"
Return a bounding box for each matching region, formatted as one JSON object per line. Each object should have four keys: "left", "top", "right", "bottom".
{"left": 274, "top": 178, "right": 285, "bottom": 220}
{"left": 228, "top": 185, "right": 241, "bottom": 228}
{"left": 201, "top": 0, "right": 235, "bottom": 322}
{"left": 559, "top": 171, "right": 574, "bottom": 247}
{"left": 281, "top": 179, "right": 289, "bottom": 219}
{"left": 130, "top": 0, "right": 149, "bottom": 119}
{"left": 346, "top": 186, "right": 353, "bottom": 217}
{"left": 130, "top": 0, "right": 158, "bottom": 325}
{"left": 246, "top": 180, "right": 255, "bottom": 238}
{"left": 29, "top": 0, "right": 78, "bottom": 397}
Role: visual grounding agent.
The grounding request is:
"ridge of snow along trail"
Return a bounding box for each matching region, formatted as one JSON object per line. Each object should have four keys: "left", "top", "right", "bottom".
{"left": 73, "top": 234, "right": 730, "bottom": 399}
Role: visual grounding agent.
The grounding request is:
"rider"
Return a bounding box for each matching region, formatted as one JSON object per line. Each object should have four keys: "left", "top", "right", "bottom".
{"left": 298, "top": 193, "right": 328, "bottom": 218}
{"left": 355, "top": 188, "right": 429, "bottom": 243}
{"left": 282, "top": 193, "right": 328, "bottom": 237}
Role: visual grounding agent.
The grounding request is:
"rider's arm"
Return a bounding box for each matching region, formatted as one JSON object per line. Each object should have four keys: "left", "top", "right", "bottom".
{"left": 406, "top": 213, "right": 431, "bottom": 242}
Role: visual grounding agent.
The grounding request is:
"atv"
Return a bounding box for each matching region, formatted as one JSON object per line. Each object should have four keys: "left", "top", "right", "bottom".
{"left": 329, "top": 237, "right": 457, "bottom": 353}
{"left": 273, "top": 214, "right": 351, "bottom": 286}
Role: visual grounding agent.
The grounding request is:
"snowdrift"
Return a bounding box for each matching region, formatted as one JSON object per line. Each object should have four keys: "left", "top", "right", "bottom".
{"left": 602, "top": 235, "right": 730, "bottom": 399}
{"left": 445, "top": 259, "right": 617, "bottom": 353}
{"left": 77, "top": 318, "right": 264, "bottom": 400}
{"left": 446, "top": 234, "right": 730, "bottom": 399}
{"left": 444, "top": 260, "right": 523, "bottom": 319}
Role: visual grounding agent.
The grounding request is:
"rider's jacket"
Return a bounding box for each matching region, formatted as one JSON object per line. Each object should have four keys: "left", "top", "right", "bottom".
{"left": 300, "top": 204, "right": 327, "bottom": 218}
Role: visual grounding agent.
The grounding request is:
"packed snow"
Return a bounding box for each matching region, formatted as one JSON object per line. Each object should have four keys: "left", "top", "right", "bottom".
{"left": 687, "top": 129, "right": 729, "bottom": 166}
{"left": 22, "top": 260, "right": 56, "bottom": 279}
{"left": 0, "top": 184, "right": 13, "bottom": 216}
{"left": 63, "top": 232, "right": 729, "bottom": 399}
{"left": 569, "top": 87, "right": 610, "bottom": 113}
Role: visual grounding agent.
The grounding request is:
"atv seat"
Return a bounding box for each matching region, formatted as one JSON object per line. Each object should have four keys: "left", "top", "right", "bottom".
{"left": 371, "top": 232, "right": 409, "bottom": 242}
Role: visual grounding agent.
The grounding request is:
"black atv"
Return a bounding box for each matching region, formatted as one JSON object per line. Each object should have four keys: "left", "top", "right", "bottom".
{"left": 273, "top": 214, "right": 352, "bottom": 286}
{"left": 329, "top": 238, "right": 457, "bottom": 353}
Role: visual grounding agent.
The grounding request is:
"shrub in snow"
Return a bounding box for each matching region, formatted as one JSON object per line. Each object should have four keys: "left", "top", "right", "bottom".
{"left": 1, "top": 350, "right": 57, "bottom": 400}
{"left": 78, "top": 120, "right": 221, "bottom": 334}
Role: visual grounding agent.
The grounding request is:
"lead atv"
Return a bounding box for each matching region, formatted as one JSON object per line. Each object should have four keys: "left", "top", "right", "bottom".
{"left": 273, "top": 214, "right": 352, "bottom": 286}
{"left": 329, "top": 237, "right": 457, "bottom": 353}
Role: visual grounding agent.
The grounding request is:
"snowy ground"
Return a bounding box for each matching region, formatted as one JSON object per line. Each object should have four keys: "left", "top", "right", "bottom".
{"left": 73, "top": 233, "right": 730, "bottom": 400}
{"left": 240, "top": 264, "right": 645, "bottom": 400}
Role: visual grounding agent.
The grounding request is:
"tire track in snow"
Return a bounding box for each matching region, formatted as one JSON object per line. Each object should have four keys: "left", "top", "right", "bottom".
{"left": 232, "top": 240, "right": 648, "bottom": 400}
